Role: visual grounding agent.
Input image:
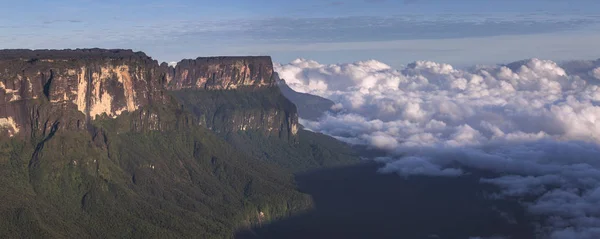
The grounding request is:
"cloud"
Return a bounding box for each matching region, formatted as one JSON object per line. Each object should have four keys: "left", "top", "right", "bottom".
{"left": 2, "top": 13, "right": 599, "bottom": 59}
{"left": 275, "top": 57, "right": 600, "bottom": 238}
{"left": 377, "top": 156, "right": 464, "bottom": 177}
{"left": 42, "top": 19, "right": 83, "bottom": 24}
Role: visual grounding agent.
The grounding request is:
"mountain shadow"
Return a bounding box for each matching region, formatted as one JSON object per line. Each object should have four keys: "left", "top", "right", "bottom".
{"left": 237, "top": 161, "right": 537, "bottom": 239}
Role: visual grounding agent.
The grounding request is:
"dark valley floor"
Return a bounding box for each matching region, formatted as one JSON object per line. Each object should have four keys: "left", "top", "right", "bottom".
{"left": 238, "top": 161, "right": 537, "bottom": 239}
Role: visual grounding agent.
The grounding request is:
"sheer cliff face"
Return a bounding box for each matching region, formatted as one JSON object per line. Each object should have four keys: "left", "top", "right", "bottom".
{"left": 167, "top": 56, "right": 299, "bottom": 140}
{"left": 166, "top": 56, "right": 276, "bottom": 90}
{"left": 0, "top": 50, "right": 297, "bottom": 140}
{"left": 0, "top": 49, "right": 170, "bottom": 139}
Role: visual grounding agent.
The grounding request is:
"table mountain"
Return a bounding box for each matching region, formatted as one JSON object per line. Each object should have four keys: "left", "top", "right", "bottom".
{"left": 167, "top": 56, "right": 298, "bottom": 142}
{"left": 0, "top": 49, "right": 358, "bottom": 238}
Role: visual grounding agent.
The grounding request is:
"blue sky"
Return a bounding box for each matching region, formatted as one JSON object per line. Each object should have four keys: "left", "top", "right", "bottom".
{"left": 1, "top": 0, "right": 600, "bottom": 67}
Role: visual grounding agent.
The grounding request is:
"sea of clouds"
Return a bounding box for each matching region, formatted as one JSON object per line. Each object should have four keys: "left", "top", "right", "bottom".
{"left": 275, "top": 58, "right": 600, "bottom": 239}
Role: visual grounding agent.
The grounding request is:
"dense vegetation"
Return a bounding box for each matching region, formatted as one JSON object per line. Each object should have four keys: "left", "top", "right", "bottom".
{"left": 0, "top": 111, "right": 311, "bottom": 238}
{"left": 171, "top": 87, "right": 360, "bottom": 172}
{"left": 172, "top": 87, "right": 298, "bottom": 140}
{"left": 0, "top": 87, "right": 359, "bottom": 238}
{"left": 225, "top": 129, "right": 359, "bottom": 173}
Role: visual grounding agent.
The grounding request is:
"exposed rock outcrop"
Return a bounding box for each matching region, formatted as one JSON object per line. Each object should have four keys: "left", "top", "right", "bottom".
{"left": 165, "top": 56, "right": 276, "bottom": 90}
{"left": 0, "top": 50, "right": 298, "bottom": 141}
{"left": 0, "top": 49, "right": 171, "bottom": 139}
{"left": 167, "top": 56, "right": 298, "bottom": 141}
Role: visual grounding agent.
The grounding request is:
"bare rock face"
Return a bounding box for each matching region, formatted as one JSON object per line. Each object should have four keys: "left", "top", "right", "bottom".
{"left": 166, "top": 56, "right": 276, "bottom": 90}
{"left": 167, "top": 56, "right": 299, "bottom": 140}
{"left": 0, "top": 50, "right": 297, "bottom": 141}
{"left": 0, "top": 49, "right": 171, "bottom": 139}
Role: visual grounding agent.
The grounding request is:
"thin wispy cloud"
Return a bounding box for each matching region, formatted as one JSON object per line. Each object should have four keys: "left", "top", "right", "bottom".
{"left": 42, "top": 19, "right": 83, "bottom": 24}
{"left": 3, "top": 13, "right": 598, "bottom": 49}
{"left": 2, "top": 1, "right": 600, "bottom": 65}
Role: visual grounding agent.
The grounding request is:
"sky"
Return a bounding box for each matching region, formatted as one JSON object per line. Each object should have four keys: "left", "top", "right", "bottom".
{"left": 1, "top": 0, "right": 600, "bottom": 66}
{"left": 3, "top": 1, "right": 600, "bottom": 237}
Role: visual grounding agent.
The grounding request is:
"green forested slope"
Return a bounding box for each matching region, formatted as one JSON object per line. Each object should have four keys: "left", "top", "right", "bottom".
{"left": 171, "top": 88, "right": 360, "bottom": 172}
{"left": 0, "top": 87, "right": 358, "bottom": 239}
{"left": 0, "top": 104, "right": 312, "bottom": 238}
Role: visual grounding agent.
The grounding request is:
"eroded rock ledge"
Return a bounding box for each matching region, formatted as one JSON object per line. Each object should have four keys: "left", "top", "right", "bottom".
{"left": 165, "top": 56, "right": 276, "bottom": 90}
{"left": 0, "top": 49, "right": 297, "bottom": 140}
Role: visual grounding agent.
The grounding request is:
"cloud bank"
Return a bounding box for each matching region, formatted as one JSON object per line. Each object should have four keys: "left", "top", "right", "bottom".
{"left": 275, "top": 58, "right": 600, "bottom": 238}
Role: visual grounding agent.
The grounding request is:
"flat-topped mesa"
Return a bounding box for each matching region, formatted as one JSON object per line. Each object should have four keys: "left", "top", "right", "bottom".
{"left": 0, "top": 50, "right": 297, "bottom": 140}
{"left": 167, "top": 56, "right": 299, "bottom": 140}
{"left": 0, "top": 48, "right": 152, "bottom": 61}
{"left": 0, "top": 49, "right": 170, "bottom": 138}
{"left": 166, "top": 56, "right": 276, "bottom": 90}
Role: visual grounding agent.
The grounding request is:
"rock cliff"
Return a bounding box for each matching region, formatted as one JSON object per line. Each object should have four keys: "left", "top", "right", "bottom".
{"left": 165, "top": 56, "right": 275, "bottom": 90}
{"left": 167, "top": 56, "right": 298, "bottom": 141}
{"left": 0, "top": 49, "right": 357, "bottom": 239}
{"left": 0, "top": 50, "right": 296, "bottom": 140}
{"left": 0, "top": 49, "right": 172, "bottom": 139}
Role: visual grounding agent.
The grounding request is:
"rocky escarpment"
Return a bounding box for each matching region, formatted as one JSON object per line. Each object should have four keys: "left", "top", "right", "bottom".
{"left": 165, "top": 56, "right": 276, "bottom": 90}
{"left": 167, "top": 56, "right": 299, "bottom": 141}
{"left": 0, "top": 50, "right": 298, "bottom": 142}
{"left": 0, "top": 49, "right": 172, "bottom": 139}
{"left": 0, "top": 49, "right": 314, "bottom": 238}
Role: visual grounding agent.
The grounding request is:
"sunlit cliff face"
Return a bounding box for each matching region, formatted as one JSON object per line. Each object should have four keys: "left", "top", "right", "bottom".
{"left": 167, "top": 56, "right": 276, "bottom": 90}
{"left": 1, "top": 53, "right": 297, "bottom": 139}
{"left": 1, "top": 64, "right": 145, "bottom": 119}
{"left": 0, "top": 54, "right": 164, "bottom": 138}
{"left": 167, "top": 56, "right": 299, "bottom": 138}
{"left": 44, "top": 65, "right": 141, "bottom": 119}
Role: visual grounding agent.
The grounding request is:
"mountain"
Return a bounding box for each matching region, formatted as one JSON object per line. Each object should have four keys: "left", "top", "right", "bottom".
{"left": 0, "top": 49, "right": 358, "bottom": 238}
{"left": 0, "top": 49, "right": 171, "bottom": 139}
{"left": 166, "top": 56, "right": 298, "bottom": 141}
{"left": 275, "top": 74, "right": 335, "bottom": 121}
{"left": 560, "top": 58, "right": 600, "bottom": 82}
{"left": 166, "top": 57, "right": 359, "bottom": 172}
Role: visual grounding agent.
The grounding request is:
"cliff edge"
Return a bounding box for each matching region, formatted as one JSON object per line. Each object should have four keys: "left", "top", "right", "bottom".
{"left": 166, "top": 56, "right": 276, "bottom": 90}
{"left": 167, "top": 56, "right": 299, "bottom": 141}
{"left": 0, "top": 49, "right": 172, "bottom": 139}
{"left": 0, "top": 50, "right": 297, "bottom": 140}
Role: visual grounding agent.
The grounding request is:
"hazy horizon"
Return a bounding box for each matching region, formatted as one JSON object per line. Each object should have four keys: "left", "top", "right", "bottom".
{"left": 2, "top": 0, "right": 600, "bottom": 67}
{"left": 4, "top": 1, "right": 600, "bottom": 238}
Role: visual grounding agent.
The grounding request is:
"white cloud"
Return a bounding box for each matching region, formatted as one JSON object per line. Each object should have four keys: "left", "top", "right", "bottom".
{"left": 276, "top": 57, "right": 600, "bottom": 238}
{"left": 592, "top": 67, "right": 600, "bottom": 80}
{"left": 377, "top": 156, "right": 464, "bottom": 177}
